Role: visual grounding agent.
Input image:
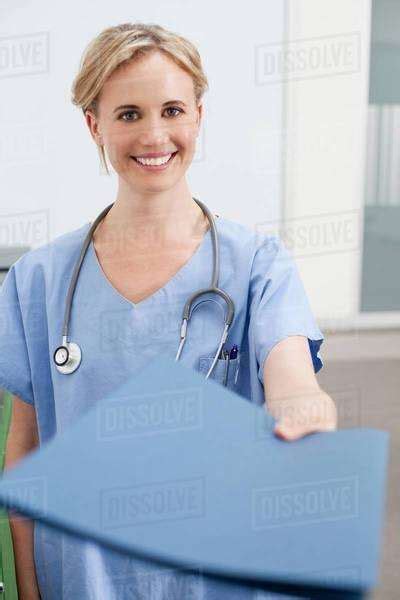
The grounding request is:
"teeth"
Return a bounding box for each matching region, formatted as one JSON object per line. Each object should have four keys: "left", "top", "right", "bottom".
{"left": 136, "top": 153, "right": 172, "bottom": 166}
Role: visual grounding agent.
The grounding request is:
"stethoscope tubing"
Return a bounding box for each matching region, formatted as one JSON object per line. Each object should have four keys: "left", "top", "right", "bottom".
{"left": 53, "top": 197, "right": 235, "bottom": 379}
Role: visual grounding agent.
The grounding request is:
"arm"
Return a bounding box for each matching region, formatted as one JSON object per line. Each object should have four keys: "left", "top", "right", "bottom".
{"left": 4, "top": 395, "right": 41, "bottom": 600}
{"left": 263, "top": 335, "right": 337, "bottom": 441}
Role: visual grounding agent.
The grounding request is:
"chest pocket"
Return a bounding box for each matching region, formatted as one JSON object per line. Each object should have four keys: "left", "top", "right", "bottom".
{"left": 198, "top": 352, "right": 241, "bottom": 391}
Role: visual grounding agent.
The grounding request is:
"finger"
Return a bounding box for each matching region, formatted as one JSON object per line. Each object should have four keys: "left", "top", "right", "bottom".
{"left": 274, "top": 421, "right": 307, "bottom": 441}
{"left": 275, "top": 418, "right": 337, "bottom": 441}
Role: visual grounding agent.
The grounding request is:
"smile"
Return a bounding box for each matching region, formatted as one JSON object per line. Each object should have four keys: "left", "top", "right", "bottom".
{"left": 131, "top": 152, "right": 178, "bottom": 171}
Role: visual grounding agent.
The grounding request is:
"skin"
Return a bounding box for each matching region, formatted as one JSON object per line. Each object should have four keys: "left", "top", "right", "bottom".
{"left": 263, "top": 336, "right": 337, "bottom": 440}
{"left": 5, "top": 397, "right": 40, "bottom": 599}
{"left": 85, "top": 49, "right": 208, "bottom": 249}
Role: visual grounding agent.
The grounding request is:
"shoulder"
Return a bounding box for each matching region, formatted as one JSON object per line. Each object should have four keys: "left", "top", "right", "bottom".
{"left": 215, "top": 215, "right": 257, "bottom": 248}
{"left": 215, "top": 214, "right": 283, "bottom": 260}
{"left": 13, "top": 223, "right": 89, "bottom": 270}
{"left": 215, "top": 216, "right": 296, "bottom": 299}
{"left": 10, "top": 223, "right": 90, "bottom": 297}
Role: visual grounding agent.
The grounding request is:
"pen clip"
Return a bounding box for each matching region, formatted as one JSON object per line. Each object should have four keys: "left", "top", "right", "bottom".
{"left": 234, "top": 352, "right": 240, "bottom": 384}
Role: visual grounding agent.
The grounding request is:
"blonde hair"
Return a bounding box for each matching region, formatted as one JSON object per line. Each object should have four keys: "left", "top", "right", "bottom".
{"left": 71, "top": 22, "right": 209, "bottom": 175}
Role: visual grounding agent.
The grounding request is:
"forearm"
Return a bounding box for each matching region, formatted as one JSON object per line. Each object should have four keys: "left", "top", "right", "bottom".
{"left": 4, "top": 395, "right": 41, "bottom": 599}
{"left": 8, "top": 514, "right": 41, "bottom": 599}
{"left": 263, "top": 337, "right": 338, "bottom": 439}
{"left": 267, "top": 387, "right": 336, "bottom": 425}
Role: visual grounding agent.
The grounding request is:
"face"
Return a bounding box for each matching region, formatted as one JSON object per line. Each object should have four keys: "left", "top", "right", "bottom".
{"left": 85, "top": 50, "right": 202, "bottom": 192}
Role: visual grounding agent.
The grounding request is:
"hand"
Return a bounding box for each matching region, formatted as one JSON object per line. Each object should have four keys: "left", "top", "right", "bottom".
{"left": 268, "top": 388, "right": 338, "bottom": 441}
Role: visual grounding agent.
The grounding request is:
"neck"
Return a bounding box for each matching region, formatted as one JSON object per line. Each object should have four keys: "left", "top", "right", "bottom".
{"left": 93, "top": 179, "right": 209, "bottom": 249}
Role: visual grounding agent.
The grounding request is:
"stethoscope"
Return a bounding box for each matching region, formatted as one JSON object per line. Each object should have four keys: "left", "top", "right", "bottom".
{"left": 53, "top": 197, "right": 235, "bottom": 378}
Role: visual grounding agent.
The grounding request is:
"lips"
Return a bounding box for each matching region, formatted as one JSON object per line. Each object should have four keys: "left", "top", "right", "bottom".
{"left": 132, "top": 151, "right": 178, "bottom": 164}
{"left": 130, "top": 151, "right": 178, "bottom": 170}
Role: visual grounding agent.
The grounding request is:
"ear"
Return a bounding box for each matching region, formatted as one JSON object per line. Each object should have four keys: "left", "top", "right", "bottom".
{"left": 196, "top": 102, "right": 203, "bottom": 137}
{"left": 85, "top": 110, "right": 103, "bottom": 146}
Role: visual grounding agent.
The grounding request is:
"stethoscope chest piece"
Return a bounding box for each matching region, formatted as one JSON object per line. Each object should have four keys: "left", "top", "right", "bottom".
{"left": 53, "top": 342, "right": 82, "bottom": 374}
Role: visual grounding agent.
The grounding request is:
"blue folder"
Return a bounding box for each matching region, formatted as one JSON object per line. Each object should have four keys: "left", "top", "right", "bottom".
{"left": 0, "top": 357, "right": 389, "bottom": 599}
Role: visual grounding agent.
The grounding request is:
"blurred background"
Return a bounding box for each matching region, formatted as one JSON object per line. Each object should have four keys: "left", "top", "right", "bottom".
{"left": 0, "top": 0, "right": 398, "bottom": 598}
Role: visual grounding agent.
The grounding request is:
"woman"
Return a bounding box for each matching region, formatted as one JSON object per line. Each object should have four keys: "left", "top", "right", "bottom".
{"left": 1, "top": 22, "right": 337, "bottom": 599}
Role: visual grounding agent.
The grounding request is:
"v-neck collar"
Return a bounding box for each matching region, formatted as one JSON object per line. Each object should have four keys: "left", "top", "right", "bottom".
{"left": 87, "top": 223, "right": 214, "bottom": 310}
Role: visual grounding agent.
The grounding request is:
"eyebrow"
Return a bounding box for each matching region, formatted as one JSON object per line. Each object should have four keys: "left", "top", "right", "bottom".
{"left": 113, "top": 100, "right": 187, "bottom": 114}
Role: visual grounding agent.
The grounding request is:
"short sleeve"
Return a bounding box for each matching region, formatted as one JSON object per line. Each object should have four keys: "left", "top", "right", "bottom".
{"left": 249, "top": 236, "right": 324, "bottom": 386}
{"left": 0, "top": 265, "right": 34, "bottom": 405}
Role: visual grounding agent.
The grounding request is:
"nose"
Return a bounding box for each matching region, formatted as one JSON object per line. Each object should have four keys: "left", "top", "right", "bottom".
{"left": 135, "top": 117, "right": 171, "bottom": 147}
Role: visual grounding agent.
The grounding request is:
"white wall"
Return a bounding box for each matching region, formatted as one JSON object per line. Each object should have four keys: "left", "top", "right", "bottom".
{"left": 0, "top": 1, "right": 285, "bottom": 248}
{"left": 281, "top": 0, "right": 372, "bottom": 329}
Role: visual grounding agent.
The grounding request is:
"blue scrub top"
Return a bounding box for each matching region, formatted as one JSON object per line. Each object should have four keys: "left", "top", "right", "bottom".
{"left": 0, "top": 214, "right": 324, "bottom": 599}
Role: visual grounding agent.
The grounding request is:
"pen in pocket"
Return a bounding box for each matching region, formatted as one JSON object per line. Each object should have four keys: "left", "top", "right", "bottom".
{"left": 222, "top": 351, "right": 230, "bottom": 386}
{"left": 229, "top": 344, "right": 238, "bottom": 360}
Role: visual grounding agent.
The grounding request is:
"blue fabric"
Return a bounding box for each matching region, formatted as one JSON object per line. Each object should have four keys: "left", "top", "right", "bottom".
{"left": 0, "top": 358, "right": 388, "bottom": 599}
{"left": 0, "top": 215, "right": 325, "bottom": 599}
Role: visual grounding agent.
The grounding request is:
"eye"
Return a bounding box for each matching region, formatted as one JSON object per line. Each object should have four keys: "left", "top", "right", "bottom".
{"left": 119, "top": 110, "right": 137, "bottom": 122}
{"left": 119, "top": 106, "right": 183, "bottom": 122}
{"left": 165, "top": 106, "right": 183, "bottom": 117}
